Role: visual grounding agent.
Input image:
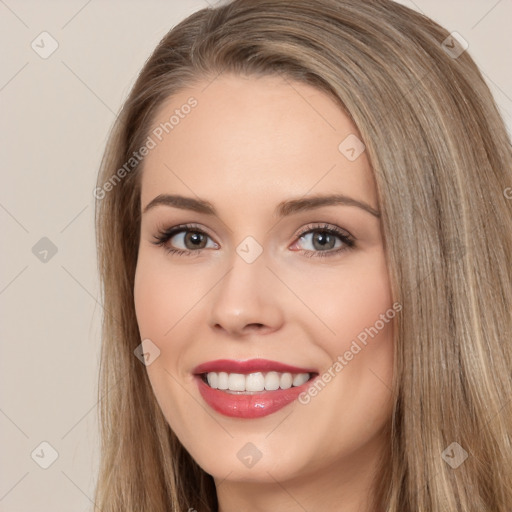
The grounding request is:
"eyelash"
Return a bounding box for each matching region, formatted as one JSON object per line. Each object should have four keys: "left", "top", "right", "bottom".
{"left": 151, "top": 222, "right": 356, "bottom": 259}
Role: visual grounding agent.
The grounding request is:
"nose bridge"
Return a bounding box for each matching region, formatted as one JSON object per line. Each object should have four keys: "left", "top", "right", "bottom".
{"left": 208, "top": 243, "right": 284, "bottom": 335}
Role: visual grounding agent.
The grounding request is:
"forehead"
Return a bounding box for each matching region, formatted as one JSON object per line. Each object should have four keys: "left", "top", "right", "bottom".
{"left": 139, "top": 73, "right": 377, "bottom": 213}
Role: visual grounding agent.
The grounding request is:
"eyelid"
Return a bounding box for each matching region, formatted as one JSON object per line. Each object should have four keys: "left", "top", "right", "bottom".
{"left": 153, "top": 222, "right": 216, "bottom": 241}
{"left": 295, "top": 222, "right": 353, "bottom": 240}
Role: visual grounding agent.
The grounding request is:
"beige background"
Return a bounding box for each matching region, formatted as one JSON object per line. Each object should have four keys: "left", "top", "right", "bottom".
{"left": 1, "top": 1, "right": 510, "bottom": 510}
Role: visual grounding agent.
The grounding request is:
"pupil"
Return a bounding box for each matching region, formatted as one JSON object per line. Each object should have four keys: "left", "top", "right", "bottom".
{"left": 314, "top": 232, "right": 334, "bottom": 250}
{"left": 186, "top": 232, "right": 205, "bottom": 248}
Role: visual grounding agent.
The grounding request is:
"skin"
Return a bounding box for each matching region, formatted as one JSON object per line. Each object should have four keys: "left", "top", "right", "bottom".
{"left": 134, "top": 73, "right": 395, "bottom": 512}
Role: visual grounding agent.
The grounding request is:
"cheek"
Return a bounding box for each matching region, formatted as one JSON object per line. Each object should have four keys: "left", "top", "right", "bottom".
{"left": 291, "top": 249, "right": 393, "bottom": 345}
{"left": 133, "top": 254, "right": 197, "bottom": 434}
{"left": 291, "top": 251, "right": 395, "bottom": 425}
{"left": 133, "top": 253, "right": 206, "bottom": 340}
{"left": 134, "top": 258, "right": 169, "bottom": 336}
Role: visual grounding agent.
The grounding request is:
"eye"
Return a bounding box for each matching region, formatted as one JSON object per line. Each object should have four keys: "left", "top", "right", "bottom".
{"left": 151, "top": 222, "right": 355, "bottom": 258}
{"left": 151, "top": 223, "right": 218, "bottom": 257}
{"left": 290, "top": 223, "right": 355, "bottom": 258}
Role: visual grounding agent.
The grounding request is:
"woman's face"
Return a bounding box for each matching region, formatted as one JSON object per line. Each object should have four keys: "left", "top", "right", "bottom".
{"left": 134, "top": 73, "right": 395, "bottom": 496}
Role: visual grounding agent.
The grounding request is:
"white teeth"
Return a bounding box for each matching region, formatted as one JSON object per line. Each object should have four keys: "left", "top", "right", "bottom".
{"left": 206, "top": 372, "right": 218, "bottom": 389}
{"left": 217, "top": 372, "right": 229, "bottom": 390}
{"left": 265, "top": 371, "right": 280, "bottom": 390}
{"left": 292, "top": 373, "right": 309, "bottom": 386}
{"left": 228, "top": 373, "right": 245, "bottom": 391}
{"left": 280, "top": 372, "right": 293, "bottom": 389}
{"left": 246, "top": 372, "right": 265, "bottom": 391}
{"left": 203, "top": 371, "right": 312, "bottom": 392}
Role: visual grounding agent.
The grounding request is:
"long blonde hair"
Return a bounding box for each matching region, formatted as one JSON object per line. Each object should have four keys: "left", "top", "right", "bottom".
{"left": 94, "top": 1, "right": 512, "bottom": 510}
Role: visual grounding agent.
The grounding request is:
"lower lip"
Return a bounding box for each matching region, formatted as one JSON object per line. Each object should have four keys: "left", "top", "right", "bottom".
{"left": 194, "top": 375, "right": 316, "bottom": 419}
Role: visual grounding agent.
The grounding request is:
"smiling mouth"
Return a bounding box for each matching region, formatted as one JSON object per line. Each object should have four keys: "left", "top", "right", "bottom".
{"left": 199, "top": 371, "right": 318, "bottom": 394}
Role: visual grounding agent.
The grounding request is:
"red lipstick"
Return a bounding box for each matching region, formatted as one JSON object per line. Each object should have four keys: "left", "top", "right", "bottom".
{"left": 193, "top": 358, "right": 318, "bottom": 419}
{"left": 193, "top": 358, "right": 317, "bottom": 375}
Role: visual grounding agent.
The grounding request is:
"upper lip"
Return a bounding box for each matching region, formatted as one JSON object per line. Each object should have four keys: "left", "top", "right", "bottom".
{"left": 193, "top": 358, "right": 317, "bottom": 375}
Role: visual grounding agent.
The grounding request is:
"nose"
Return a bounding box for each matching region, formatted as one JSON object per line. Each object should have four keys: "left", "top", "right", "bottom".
{"left": 207, "top": 249, "right": 285, "bottom": 338}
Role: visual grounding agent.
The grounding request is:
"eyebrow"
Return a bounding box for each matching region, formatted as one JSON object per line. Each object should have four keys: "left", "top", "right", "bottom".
{"left": 142, "top": 193, "right": 380, "bottom": 218}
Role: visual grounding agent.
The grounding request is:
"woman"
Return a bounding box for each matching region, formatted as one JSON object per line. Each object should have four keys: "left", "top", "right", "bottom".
{"left": 93, "top": 0, "right": 512, "bottom": 510}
